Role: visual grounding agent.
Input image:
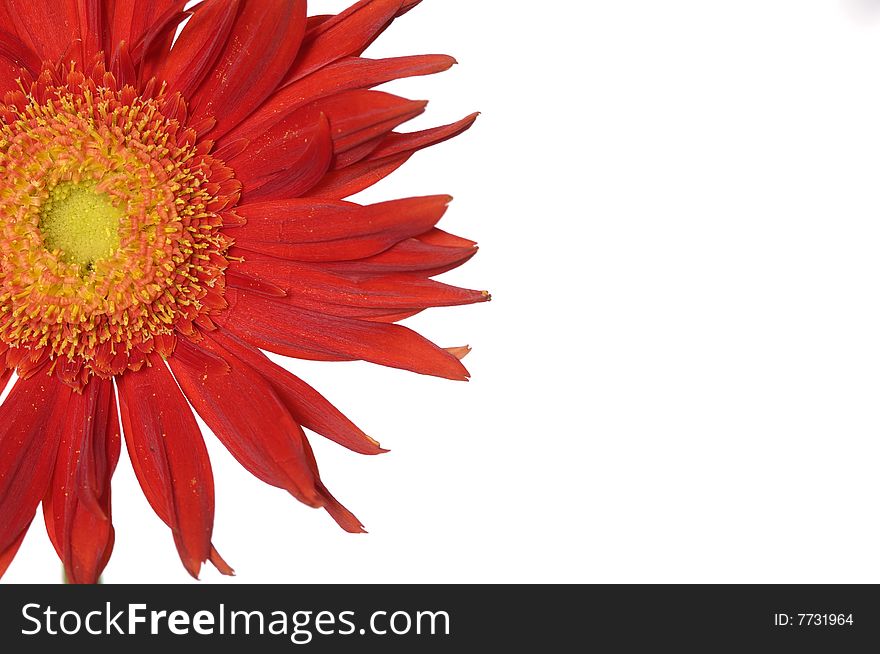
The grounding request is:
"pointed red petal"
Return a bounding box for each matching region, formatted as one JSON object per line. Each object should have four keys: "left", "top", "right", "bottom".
{"left": 173, "top": 334, "right": 365, "bottom": 532}
{"left": 109, "top": 38, "right": 136, "bottom": 86}
{"left": 43, "top": 377, "right": 120, "bottom": 584}
{"left": 369, "top": 112, "right": 480, "bottom": 161}
{"left": 228, "top": 54, "right": 454, "bottom": 143}
{"left": 230, "top": 258, "right": 489, "bottom": 312}
{"left": 230, "top": 91, "right": 424, "bottom": 196}
{"left": 110, "top": 0, "right": 186, "bottom": 48}
{"left": 231, "top": 195, "right": 451, "bottom": 262}
{"left": 116, "top": 358, "right": 216, "bottom": 579}
{"left": 320, "top": 231, "right": 478, "bottom": 277}
{"left": 308, "top": 153, "right": 409, "bottom": 200}
{"left": 75, "top": 0, "right": 107, "bottom": 64}
{"left": 193, "top": 0, "right": 307, "bottom": 141}
{"left": 302, "top": 438, "right": 364, "bottom": 533}
{"left": 132, "top": 3, "right": 192, "bottom": 80}
{"left": 327, "top": 91, "right": 427, "bottom": 154}
{"left": 153, "top": 0, "right": 240, "bottom": 99}
{"left": 219, "top": 287, "right": 470, "bottom": 380}
{"left": 209, "top": 545, "right": 235, "bottom": 576}
{"left": 168, "top": 337, "right": 321, "bottom": 507}
{"left": 0, "top": 374, "right": 69, "bottom": 555}
{"left": 314, "top": 480, "right": 365, "bottom": 533}
{"left": 210, "top": 328, "right": 385, "bottom": 455}
{"left": 309, "top": 114, "right": 478, "bottom": 199}
{"left": 286, "top": 0, "right": 408, "bottom": 83}
{"left": 238, "top": 114, "right": 333, "bottom": 203}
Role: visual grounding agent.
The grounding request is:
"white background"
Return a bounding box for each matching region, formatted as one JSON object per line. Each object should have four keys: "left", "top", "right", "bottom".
{"left": 9, "top": 0, "right": 880, "bottom": 583}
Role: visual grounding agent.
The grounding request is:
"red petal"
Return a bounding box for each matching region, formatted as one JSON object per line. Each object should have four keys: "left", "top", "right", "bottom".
{"left": 210, "top": 328, "right": 385, "bottom": 455}
{"left": 168, "top": 337, "right": 321, "bottom": 507}
{"left": 3, "top": 0, "right": 78, "bottom": 63}
{"left": 301, "top": 438, "right": 364, "bottom": 534}
{"left": 229, "top": 258, "right": 489, "bottom": 312}
{"left": 237, "top": 113, "right": 333, "bottom": 203}
{"left": 74, "top": 0, "right": 107, "bottom": 64}
{"left": 192, "top": 0, "right": 307, "bottom": 141}
{"left": 153, "top": 0, "right": 240, "bottom": 99}
{"left": 172, "top": 334, "right": 364, "bottom": 531}
{"left": 0, "top": 374, "right": 69, "bottom": 555}
{"left": 0, "top": 30, "right": 41, "bottom": 87}
{"left": 307, "top": 153, "right": 409, "bottom": 200}
{"left": 230, "top": 91, "right": 423, "bottom": 196}
{"left": 369, "top": 112, "right": 480, "bottom": 161}
{"left": 227, "top": 54, "right": 454, "bottom": 143}
{"left": 286, "top": 0, "right": 410, "bottom": 83}
{"left": 219, "top": 287, "right": 470, "bottom": 380}
{"left": 327, "top": 91, "right": 427, "bottom": 154}
{"left": 116, "top": 358, "right": 216, "bottom": 579}
{"left": 0, "top": 518, "right": 29, "bottom": 578}
{"left": 320, "top": 230, "right": 478, "bottom": 277}
{"left": 309, "top": 113, "right": 478, "bottom": 199}
{"left": 109, "top": 38, "right": 136, "bottom": 86}
{"left": 209, "top": 546, "right": 234, "bottom": 576}
{"left": 110, "top": 0, "right": 186, "bottom": 48}
{"left": 226, "top": 269, "right": 287, "bottom": 298}
{"left": 132, "top": 3, "right": 192, "bottom": 81}
{"left": 230, "top": 195, "right": 451, "bottom": 262}
{"left": 43, "top": 377, "right": 120, "bottom": 584}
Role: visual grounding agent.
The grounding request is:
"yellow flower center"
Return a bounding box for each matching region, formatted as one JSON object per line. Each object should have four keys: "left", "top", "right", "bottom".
{"left": 0, "top": 62, "right": 239, "bottom": 382}
{"left": 39, "top": 183, "right": 122, "bottom": 269}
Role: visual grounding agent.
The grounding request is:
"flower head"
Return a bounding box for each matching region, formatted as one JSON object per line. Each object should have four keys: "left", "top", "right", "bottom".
{"left": 0, "top": 0, "right": 485, "bottom": 582}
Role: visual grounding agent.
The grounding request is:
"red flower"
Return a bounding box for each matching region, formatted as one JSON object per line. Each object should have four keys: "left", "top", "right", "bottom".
{"left": 0, "top": 0, "right": 486, "bottom": 583}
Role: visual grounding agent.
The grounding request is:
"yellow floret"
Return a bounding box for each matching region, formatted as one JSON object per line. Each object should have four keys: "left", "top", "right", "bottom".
{"left": 39, "top": 183, "right": 122, "bottom": 270}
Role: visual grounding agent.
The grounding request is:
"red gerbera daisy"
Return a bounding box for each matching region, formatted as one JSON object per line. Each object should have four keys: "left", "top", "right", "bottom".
{"left": 0, "top": 0, "right": 486, "bottom": 583}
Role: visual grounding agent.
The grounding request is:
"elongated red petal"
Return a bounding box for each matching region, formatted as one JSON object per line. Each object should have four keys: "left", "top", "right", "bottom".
{"left": 327, "top": 91, "right": 428, "bottom": 154}
{"left": 117, "top": 359, "right": 217, "bottom": 579}
{"left": 154, "top": 0, "right": 240, "bottom": 99}
{"left": 172, "top": 334, "right": 364, "bottom": 531}
{"left": 0, "top": 373, "right": 69, "bottom": 558}
{"left": 309, "top": 114, "right": 478, "bottom": 199}
{"left": 209, "top": 328, "right": 385, "bottom": 455}
{"left": 309, "top": 153, "right": 409, "bottom": 200}
{"left": 75, "top": 0, "right": 106, "bottom": 64}
{"left": 238, "top": 113, "right": 333, "bottom": 203}
{"left": 193, "top": 0, "right": 307, "bottom": 141}
{"left": 301, "top": 438, "right": 364, "bottom": 533}
{"left": 229, "top": 258, "right": 489, "bottom": 314}
{"left": 132, "top": 3, "right": 192, "bottom": 80}
{"left": 319, "top": 231, "right": 478, "bottom": 277}
{"left": 370, "top": 112, "right": 480, "bottom": 161}
{"left": 286, "top": 0, "right": 408, "bottom": 83}
{"left": 230, "top": 195, "right": 451, "bottom": 262}
{"left": 226, "top": 269, "right": 287, "bottom": 298}
{"left": 228, "top": 54, "right": 454, "bottom": 143}
{"left": 168, "top": 337, "right": 321, "bottom": 507}
{"left": 43, "top": 377, "right": 120, "bottom": 584}
{"left": 110, "top": 0, "right": 185, "bottom": 47}
{"left": 0, "top": 30, "right": 40, "bottom": 88}
{"left": 230, "top": 91, "right": 424, "bottom": 192}
{"left": 3, "top": 0, "right": 78, "bottom": 63}
{"left": 220, "top": 287, "right": 470, "bottom": 380}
